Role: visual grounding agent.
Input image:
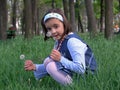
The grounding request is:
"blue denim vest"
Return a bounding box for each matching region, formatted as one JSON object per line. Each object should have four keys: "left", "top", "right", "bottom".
{"left": 58, "top": 33, "right": 97, "bottom": 73}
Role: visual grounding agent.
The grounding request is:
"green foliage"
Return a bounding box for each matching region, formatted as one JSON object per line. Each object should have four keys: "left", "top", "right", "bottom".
{"left": 113, "top": 0, "right": 119, "bottom": 14}
{"left": 93, "top": 0, "right": 101, "bottom": 19}
{"left": 0, "top": 34, "right": 120, "bottom": 90}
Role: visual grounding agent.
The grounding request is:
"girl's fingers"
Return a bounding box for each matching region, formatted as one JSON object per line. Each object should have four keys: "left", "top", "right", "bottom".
{"left": 24, "top": 60, "right": 35, "bottom": 71}
{"left": 25, "top": 64, "right": 35, "bottom": 71}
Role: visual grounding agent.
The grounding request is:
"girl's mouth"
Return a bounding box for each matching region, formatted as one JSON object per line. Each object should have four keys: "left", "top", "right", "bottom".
{"left": 53, "top": 35, "right": 61, "bottom": 40}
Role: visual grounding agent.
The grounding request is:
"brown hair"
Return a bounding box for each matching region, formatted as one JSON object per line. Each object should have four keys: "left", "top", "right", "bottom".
{"left": 41, "top": 8, "right": 73, "bottom": 40}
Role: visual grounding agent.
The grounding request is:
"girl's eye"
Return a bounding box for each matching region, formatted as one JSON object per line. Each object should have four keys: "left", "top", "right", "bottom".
{"left": 47, "top": 28, "right": 51, "bottom": 31}
{"left": 54, "top": 25, "right": 58, "bottom": 29}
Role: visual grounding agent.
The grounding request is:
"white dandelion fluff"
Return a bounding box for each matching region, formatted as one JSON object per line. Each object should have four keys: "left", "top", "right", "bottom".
{"left": 20, "top": 54, "right": 25, "bottom": 60}
{"left": 46, "top": 31, "right": 51, "bottom": 37}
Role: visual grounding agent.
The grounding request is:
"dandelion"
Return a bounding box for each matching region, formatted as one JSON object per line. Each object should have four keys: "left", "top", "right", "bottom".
{"left": 46, "top": 31, "right": 51, "bottom": 37}
{"left": 20, "top": 54, "right": 25, "bottom": 60}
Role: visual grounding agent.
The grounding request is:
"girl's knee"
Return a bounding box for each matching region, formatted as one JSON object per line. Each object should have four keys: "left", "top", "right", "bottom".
{"left": 43, "top": 57, "right": 53, "bottom": 67}
{"left": 46, "top": 61, "right": 57, "bottom": 74}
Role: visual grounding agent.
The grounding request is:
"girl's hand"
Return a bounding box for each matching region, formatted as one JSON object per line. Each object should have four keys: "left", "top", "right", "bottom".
{"left": 24, "top": 60, "right": 36, "bottom": 71}
{"left": 50, "top": 49, "right": 61, "bottom": 61}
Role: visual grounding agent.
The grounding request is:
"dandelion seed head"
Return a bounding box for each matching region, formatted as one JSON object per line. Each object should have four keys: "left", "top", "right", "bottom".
{"left": 20, "top": 54, "right": 25, "bottom": 60}
{"left": 46, "top": 31, "right": 51, "bottom": 37}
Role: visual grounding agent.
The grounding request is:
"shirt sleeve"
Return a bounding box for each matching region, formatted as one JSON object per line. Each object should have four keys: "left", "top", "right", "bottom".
{"left": 33, "top": 64, "right": 48, "bottom": 80}
{"left": 60, "top": 38, "right": 87, "bottom": 74}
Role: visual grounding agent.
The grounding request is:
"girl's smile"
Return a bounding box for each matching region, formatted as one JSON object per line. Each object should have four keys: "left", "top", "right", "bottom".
{"left": 45, "top": 18, "right": 64, "bottom": 40}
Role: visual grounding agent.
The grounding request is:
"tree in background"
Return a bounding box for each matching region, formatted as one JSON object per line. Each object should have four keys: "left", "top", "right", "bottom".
{"left": 118, "top": 0, "right": 120, "bottom": 27}
{"left": 62, "top": 0, "right": 69, "bottom": 19}
{"left": 100, "top": 0, "right": 105, "bottom": 32}
{"left": 31, "top": 0, "right": 39, "bottom": 35}
{"left": 23, "top": 0, "right": 32, "bottom": 39}
{"left": 105, "top": 0, "right": 113, "bottom": 39}
{"left": 69, "top": 0, "right": 76, "bottom": 32}
{"left": 0, "top": 0, "right": 119, "bottom": 40}
{"left": 11, "top": 0, "right": 17, "bottom": 28}
{"left": 0, "top": 0, "right": 7, "bottom": 40}
{"left": 84, "top": 0, "right": 97, "bottom": 38}
{"left": 51, "top": 0, "right": 55, "bottom": 8}
{"left": 76, "top": 0, "right": 84, "bottom": 33}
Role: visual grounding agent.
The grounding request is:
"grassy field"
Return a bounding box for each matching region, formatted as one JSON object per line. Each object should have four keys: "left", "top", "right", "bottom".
{"left": 0, "top": 33, "right": 120, "bottom": 90}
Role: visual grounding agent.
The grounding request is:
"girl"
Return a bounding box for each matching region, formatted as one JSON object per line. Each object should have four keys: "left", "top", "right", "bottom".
{"left": 24, "top": 8, "right": 97, "bottom": 85}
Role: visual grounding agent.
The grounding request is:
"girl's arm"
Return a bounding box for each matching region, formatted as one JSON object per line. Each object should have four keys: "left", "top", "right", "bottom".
{"left": 60, "top": 38, "right": 87, "bottom": 74}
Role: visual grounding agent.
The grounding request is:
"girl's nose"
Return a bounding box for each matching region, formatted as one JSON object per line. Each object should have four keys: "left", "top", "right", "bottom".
{"left": 51, "top": 28, "right": 56, "bottom": 34}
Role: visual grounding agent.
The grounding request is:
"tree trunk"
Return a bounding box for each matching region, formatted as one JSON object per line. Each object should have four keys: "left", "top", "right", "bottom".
{"left": 119, "top": 0, "right": 120, "bottom": 11}
{"left": 24, "top": 0, "right": 33, "bottom": 39}
{"left": 78, "top": 12, "right": 84, "bottom": 33}
{"left": 69, "top": 0, "right": 76, "bottom": 32}
{"left": 36, "top": 8, "right": 40, "bottom": 35}
{"left": 31, "top": 0, "right": 38, "bottom": 35}
{"left": 118, "top": 0, "right": 120, "bottom": 27}
{"left": 62, "top": 0, "right": 69, "bottom": 20}
{"left": 76, "top": 0, "right": 84, "bottom": 33}
{"left": 85, "top": 0, "right": 97, "bottom": 38}
{"left": 0, "top": 0, "right": 7, "bottom": 40}
{"left": 104, "top": 0, "right": 113, "bottom": 39}
{"left": 12, "top": 0, "right": 17, "bottom": 28}
{"left": 100, "top": 0, "right": 105, "bottom": 32}
{"left": 52, "top": 0, "right": 55, "bottom": 8}
{"left": 21, "top": 9, "right": 25, "bottom": 35}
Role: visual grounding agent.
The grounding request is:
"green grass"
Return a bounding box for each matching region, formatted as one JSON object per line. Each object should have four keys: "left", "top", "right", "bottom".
{"left": 0, "top": 34, "right": 120, "bottom": 90}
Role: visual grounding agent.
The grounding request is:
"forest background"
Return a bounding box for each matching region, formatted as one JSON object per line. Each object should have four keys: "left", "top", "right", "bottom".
{"left": 0, "top": 0, "right": 120, "bottom": 40}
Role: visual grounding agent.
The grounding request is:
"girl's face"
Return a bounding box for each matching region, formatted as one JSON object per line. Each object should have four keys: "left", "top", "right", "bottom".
{"left": 45, "top": 18, "right": 64, "bottom": 40}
